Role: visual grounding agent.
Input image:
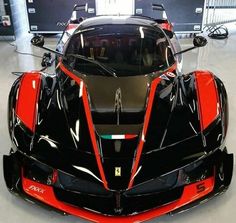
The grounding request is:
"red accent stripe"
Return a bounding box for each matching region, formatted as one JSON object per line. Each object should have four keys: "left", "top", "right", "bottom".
{"left": 195, "top": 71, "right": 219, "bottom": 130}
{"left": 22, "top": 175, "right": 214, "bottom": 223}
{"left": 128, "top": 78, "right": 162, "bottom": 189}
{"left": 82, "top": 84, "right": 108, "bottom": 189}
{"left": 66, "top": 24, "right": 79, "bottom": 31}
{"left": 59, "top": 63, "right": 108, "bottom": 189}
{"left": 16, "top": 73, "right": 41, "bottom": 132}
{"left": 124, "top": 134, "right": 137, "bottom": 139}
{"left": 59, "top": 63, "right": 81, "bottom": 84}
{"left": 167, "top": 62, "right": 177, "bottom": 73}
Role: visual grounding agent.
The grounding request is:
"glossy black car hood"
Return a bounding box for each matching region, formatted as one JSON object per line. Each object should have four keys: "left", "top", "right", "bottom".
{"left": 36, "top": 72, "right": 199, "bottom": 150}
{"left": 16, "top": 68, "right": 223, "bottom": 191}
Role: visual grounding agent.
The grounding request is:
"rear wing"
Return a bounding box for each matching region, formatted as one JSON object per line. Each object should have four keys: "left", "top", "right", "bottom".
{"left": 68, "top": 1, "right": 170, "bottom": 25}
{"left": 134, "top": 0, "right": 168, "bottom": 21}
{"left": 134, "top": 0, "right": 173, "bottom": 35}
{"left": 58, "top": 1, "right": 96, "bottom": 47}
{"left": 59, "top": 0, "right": 173, "bottom": 47}
{"left": 70, "top": 2, "right": 96, "bottom": 23}
{"left": 57, "top": 2, "right": 96, "bottom": 53}
{"left": 69, "top": 0, "right": 170, "bottom": 23}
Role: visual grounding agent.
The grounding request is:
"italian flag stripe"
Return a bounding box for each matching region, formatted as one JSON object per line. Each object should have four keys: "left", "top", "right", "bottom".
{"left": 101, "top": 134, "right": 137, "bottom": 140}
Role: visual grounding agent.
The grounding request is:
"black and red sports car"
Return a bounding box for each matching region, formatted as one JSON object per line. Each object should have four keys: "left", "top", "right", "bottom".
{"left": 3, "top": 3, "right": 233, "bottom": 223}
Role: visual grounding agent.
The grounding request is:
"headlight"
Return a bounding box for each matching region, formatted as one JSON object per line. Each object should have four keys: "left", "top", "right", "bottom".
{"left": 178, "top": 159, "right": 213, "bottom": 186}
{"left": 23, "top": 158, "right": 58, "bottom": 185}
{"left": 125, "top": 171, "right": 178, "bottom": 196}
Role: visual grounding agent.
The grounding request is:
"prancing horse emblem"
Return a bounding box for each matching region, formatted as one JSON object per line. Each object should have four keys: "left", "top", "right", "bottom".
{"left": 115, "top": 167, "right": 121, "bottom": 177}
{"left": 114, "top": 88, "right": 122, "bottom": 125}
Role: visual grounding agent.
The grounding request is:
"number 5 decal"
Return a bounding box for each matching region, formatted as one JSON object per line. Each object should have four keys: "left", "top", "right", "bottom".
{"left": 196, "top": 182, "right": 206, "bottom": 193}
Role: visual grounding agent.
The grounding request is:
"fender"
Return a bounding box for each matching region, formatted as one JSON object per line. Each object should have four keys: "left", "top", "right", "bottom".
{"left": 10, "top": 73, "right": 57, "bottom": 134}
{"left": 8, "top": 72, "right": 59, "bottom": 153}
{"left": 194, "top": 71, "right": 220, "bottom": 131}
{"left": 15, "top": 72, "right": 42, "bottom": 132}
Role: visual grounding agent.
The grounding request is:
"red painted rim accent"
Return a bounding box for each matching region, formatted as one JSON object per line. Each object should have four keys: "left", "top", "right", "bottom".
{"left": 59, "top": 63, "right": 108, "bottom": 189}
{"left": 195, "top": 71, "right": 220, "bottom": 130}
{"left": 22, "top": 175, "right": 215, "bottom": 223}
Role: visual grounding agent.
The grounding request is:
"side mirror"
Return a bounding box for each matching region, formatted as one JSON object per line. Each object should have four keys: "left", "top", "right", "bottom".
{"left": 31, "top": 35, "right": 45, "bottom": 47}
{"left": 193, "top": 36, "right": 207, "bottom": 47}
{"left": 30, "top": 35, "right": 63, "bottom": 56}
{"left": 174, "top": 36, "right": 207, "bottom": 56}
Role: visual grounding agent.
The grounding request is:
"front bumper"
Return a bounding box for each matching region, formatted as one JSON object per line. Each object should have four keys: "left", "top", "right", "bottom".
{"left": 3, "top": 149, "right": 233, "bottom": 223}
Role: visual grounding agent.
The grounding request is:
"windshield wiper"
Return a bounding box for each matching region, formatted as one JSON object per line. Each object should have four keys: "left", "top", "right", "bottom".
{"left": 65, "top": 54, "right": 117, "bottom": 77}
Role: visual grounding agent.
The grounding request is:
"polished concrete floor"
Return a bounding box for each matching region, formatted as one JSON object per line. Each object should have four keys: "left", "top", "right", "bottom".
{"left": 0, "top": 27, "right": 236, "bottom": 223}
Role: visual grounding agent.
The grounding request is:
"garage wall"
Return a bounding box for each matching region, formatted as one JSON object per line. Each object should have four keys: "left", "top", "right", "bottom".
{"left": 96, "top": 0, "right": 134, "bottom": 15}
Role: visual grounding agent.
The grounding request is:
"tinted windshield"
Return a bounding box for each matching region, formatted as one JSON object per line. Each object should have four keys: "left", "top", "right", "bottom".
{"left": 64, "top": 24, "right": 175, "bottom": 76}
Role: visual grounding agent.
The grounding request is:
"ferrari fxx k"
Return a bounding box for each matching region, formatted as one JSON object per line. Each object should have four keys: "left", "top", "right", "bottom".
{"left": 3, "top": 3, "right": 233, "bottom": 223}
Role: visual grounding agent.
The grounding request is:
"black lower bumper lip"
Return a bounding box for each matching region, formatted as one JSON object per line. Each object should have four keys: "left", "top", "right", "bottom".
{"left": 3, "top": 149, "right": 233, "bottom": 222}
